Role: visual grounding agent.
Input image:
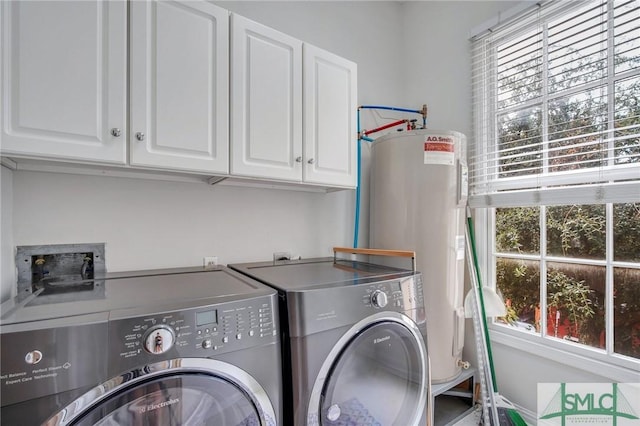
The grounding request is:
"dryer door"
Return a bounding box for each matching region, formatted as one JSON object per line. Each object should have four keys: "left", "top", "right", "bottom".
{"left": 44, "top": 358, "right": 276, "bottom": 426}
{"left": 308, "top": 312, "right": 428, "bottom": 426}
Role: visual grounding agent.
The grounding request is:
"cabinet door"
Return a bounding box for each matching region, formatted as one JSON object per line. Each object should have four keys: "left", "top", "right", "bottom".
{"left": 130, "top": 1, "right": 229, "bottom": 174}
{"left": 1, "top": 1, "right": 126, "bottom": 164}
{"left": 303, "top": 45, "right": 357, "bottom": 188}
{"left": 230, "top": 14, "right": 302, "bottom": 181}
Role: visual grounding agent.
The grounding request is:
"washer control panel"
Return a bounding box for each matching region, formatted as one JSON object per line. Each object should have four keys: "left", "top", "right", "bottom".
{"left": 194, "top": 302, "right": 275, "bottom": 352}
{"left": 362, "top": 274, "right": 424, "bottom": 311}
{"left": 108, "top": 294, "right": 277, "bottom": 374}
{"left": 295, "top": 273, "right": 425, "bottom": 337}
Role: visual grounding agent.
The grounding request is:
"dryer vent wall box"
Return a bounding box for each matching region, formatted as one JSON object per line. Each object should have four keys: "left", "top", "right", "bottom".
{"left": 0, "top": 267, "right": 283, "bottom": 426}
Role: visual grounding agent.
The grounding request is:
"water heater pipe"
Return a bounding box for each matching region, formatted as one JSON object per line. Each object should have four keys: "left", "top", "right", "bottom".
{"left": 353, "top": 104, "right": 428, "bottom": 248}
{"left": 362, "top": 119, "right": 410, "bottom": 136}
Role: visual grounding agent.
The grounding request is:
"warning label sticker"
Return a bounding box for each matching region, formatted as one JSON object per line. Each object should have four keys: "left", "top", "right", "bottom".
{"left": 424, "top": 135, "right": 455, "bottom": 165}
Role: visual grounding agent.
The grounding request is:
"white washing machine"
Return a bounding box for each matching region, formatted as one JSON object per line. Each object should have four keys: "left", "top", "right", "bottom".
{"left": 231, "top": 252, "right": 431, "bottom": 426}
{"left": 0, "top": 267, "right": 282, "bottom": 425}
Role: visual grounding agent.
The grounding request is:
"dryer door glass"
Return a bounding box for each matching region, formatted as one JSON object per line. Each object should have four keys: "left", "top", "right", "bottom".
{"left": 320, "top": 321, "right": 425, "bottom": 425}
{"left": 70, "top": 373, "right": 260, "bottom": 426}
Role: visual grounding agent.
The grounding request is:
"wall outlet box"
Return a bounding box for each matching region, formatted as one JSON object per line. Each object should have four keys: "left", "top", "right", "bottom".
{"left": 273, "top": 252, "right": 291, "bottom": 262}
{"left": 203, "top": 256, "right": 218, "bottom": 269}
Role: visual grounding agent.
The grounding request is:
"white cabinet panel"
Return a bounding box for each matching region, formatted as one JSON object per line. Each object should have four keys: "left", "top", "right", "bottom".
{"left": 1, "top": 1, "right": 126, "bottom": 164}
{"left": 130, "top": 0, "right": 229, "bottom": 174}
{"left": 303, "top": 44, "right": 357, "bottom": 187}
{"left": 2, "top": 2, "right": 356, "bottom": 189}
{"left": 230, "top": 14, "right": 302, "bottom": 181}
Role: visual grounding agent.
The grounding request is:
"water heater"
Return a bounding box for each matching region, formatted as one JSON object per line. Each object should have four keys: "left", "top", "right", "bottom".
{"left": 370, "top": 129, "right": 468, "bottom": 383}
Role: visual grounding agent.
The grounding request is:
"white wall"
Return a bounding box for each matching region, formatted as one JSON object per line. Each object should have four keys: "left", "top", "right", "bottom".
{"left": 11, "top": 171, "right": 353, "bottom": 270}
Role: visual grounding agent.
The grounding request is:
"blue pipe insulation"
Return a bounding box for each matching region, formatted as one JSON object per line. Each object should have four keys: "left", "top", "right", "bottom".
{"left": 354, "top": 108, "right": 362, "bottom": 248}
{"left": 354, "top": 138, "right": 362, "bottom": 248}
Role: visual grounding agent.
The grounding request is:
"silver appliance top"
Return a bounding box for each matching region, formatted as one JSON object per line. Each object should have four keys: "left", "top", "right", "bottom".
{"left": 1, "top": 267, "right": 275, "bottom": 326}
{"left": 0, "top": 266, "right": 280, "bottom": 415}
{"left": 229, "top": 258, "right": 416, "bottom": 292}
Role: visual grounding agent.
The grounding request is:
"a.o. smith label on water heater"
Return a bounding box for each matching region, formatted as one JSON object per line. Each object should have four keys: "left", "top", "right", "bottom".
{"left": 424, "top": 135, "right": 455, "bottom": 165}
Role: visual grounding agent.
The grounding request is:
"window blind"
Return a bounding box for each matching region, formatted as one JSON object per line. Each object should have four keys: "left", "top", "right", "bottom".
{"left": 470, "top": 0, "right": 640, "bottom": 208}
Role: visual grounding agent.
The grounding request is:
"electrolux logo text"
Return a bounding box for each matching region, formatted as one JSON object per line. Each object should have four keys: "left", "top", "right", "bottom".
{"left": 538, "top": 383, "right": 640, "bottom": 425}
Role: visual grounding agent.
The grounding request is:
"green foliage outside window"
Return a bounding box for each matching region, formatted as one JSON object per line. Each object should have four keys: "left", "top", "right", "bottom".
{"left": 495, "top": 204, "right": 640, "bottom": 359}
{"left": 496, "top": 207, "right": 540, "bottom": 254}
{"left": 547, "top": 205, "right": 606, "bottom": 259}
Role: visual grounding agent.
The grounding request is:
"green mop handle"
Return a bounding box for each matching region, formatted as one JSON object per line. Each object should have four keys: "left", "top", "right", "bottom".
{"left": 466, "top": 207, "right": 499, "bottom": 393}
{"left": 464, "top": 219, "right": 498, "bottom": 425}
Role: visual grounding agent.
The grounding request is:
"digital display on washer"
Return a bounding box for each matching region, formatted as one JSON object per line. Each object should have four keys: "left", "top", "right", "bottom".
{"left": 196, "top": 310, "right": 217, "bottom": 326}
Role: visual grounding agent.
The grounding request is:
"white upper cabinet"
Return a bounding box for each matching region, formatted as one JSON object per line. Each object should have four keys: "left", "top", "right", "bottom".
{"left": 230, "top": 14, "right": 356, "bottom": 188}
{"left": 230, "top": 14, "right": 303, "bottom": 181}
{"left": 303, "top": 44, "right": 357, "bottom": 187}
{"left": 1, "top": 2, "right": 356, "bottom": 188}
{"left": 130, "top": 1, "right": 229, "bottom": 174}
{"left": 1, "top": 1, "right": 127, "bottom": 164}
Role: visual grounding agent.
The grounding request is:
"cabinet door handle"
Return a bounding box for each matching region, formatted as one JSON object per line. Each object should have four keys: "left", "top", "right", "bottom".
{"left": 307, "top": 158, "right": 315, "bottom": 164}
{"left": 295, "top": 156, "right": 302, "bottom": 163}
{"left": 135, "top": 132, "right": 145, "bottom": 142}
{"left": 111, "top": 128, "right": 121, "bottom": 137}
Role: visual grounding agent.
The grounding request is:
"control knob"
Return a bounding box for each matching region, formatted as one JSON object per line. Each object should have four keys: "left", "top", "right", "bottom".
{"left": 143, "top": 325, "right": 175, "bottom": 355}
{"left": 371, "top": 290, "right": 388, "bottom": 308}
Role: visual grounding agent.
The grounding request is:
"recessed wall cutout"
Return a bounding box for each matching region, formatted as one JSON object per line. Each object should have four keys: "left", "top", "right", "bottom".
{"left": 16, "top": 243, "right": 105, "bottom": 295}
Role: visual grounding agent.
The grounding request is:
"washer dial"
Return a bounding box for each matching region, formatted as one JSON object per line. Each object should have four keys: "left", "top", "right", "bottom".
{"left": 143, "top": 325, "right": 175, "bottom": 354}
{"left": 371, "top": 290, "right": 389, "bottom": 308}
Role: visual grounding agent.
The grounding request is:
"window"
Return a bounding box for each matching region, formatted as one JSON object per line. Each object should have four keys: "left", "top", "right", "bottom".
{"left": 470, "top": 0, "right": 640, "bottom": 370}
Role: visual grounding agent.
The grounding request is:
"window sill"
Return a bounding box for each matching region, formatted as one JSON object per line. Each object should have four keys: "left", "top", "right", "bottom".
{"left": 489, "top": 324, "right": 639, "bottom": 383}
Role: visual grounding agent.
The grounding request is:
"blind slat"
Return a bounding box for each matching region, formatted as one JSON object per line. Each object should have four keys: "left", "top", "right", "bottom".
{"left": 470, "top": 135, "right": 640, "bottom": 168}
{"left": 471, "top": 0, "right": 640, "bottom": 207}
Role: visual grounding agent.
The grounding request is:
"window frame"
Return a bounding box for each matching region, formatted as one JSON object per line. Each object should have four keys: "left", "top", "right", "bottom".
{"left": 470, "top": 0, "right": 640, "bottom": 377}
{"left": 474, "top": 208, "right": 638, "bottom": 379}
